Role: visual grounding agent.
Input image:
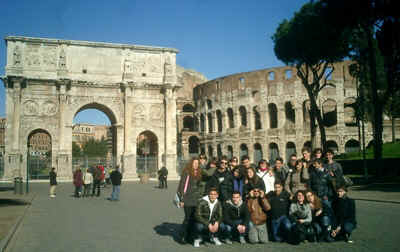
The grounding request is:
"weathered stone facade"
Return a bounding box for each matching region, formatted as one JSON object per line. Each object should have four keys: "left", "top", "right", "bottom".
{"left": 1, "top": 36, "right": 180, "bottom": 180}
{"left": 0, "top": 118, "right": 5, "bottom": 156}
{"left": 193, "top": 62, "right": 383, "bottom": 162}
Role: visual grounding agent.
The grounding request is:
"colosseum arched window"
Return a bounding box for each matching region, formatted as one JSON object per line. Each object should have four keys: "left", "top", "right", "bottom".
{"left": 227, "top": 108, "right": 235, "bottom": 128}
{"left": 207, "top": 112, "right": 213, "bottom": 133}
{"left": 344, "top": 97, "right": 357, "bottom": 127}
{"left": 217, "top": 144, "right": 222, "bottom": 158}
{"left": 285, "top": 101, "right": 296, "bottom": 124}
{"left": 183, "top": 116, "right": 195, "bottom": 131}
{"left": 188, "top": 136, "right": 200, "bottom": 155}
{"left": 269, "top": 143, "right": 279, "bottom": 163}
{"left": 268, "top": 71, "right": 275, "bottom": 80}
{"left": 326, "top": 140, "right": 339, "bottom": 153}
{"left": 253, "top": 106, "right": 262, "bottom": 130}
{"left": 216, "top": 110, "right": 223, "bottom": 132}
{"left": 240, "top": 144, "right": 248, "bottom": 159}
{"left": 227, "top": 145, "right": 233, "bottom": 159}
{"left": 254, "top": 143, "right": 263, "bottom": 163}
{"left": 208, "top": 145, "right": 214, "bottom": 158}
{"left": 207, "top": 99, "right": 213, "bottom": 110}
{"left": 322, "top": 99, "right": 337, "bottom": 127}
{"left": 286, "top": 142, "right": 296, "bottom": 161}
{"left": 345, "top": 139, "right": 360, "bottom": 153}
{"left": 200, "top": 114, "right": 205, "bottom": 132}
{"left": 239, "top": 106, "right": 247, "bottom": 127}
{"left": 285, "top": 70, "right": 292, "bottom": 79}
{"left": 182, "top": 104, "right": 195, "bottom": 113}
{"left": 268, "top": 103, "right": 278, "bottom": 129}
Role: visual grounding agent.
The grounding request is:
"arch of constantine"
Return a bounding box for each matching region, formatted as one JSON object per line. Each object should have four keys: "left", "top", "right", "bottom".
{"left": 1, "top": 36, "right": 181, "bottom": 180}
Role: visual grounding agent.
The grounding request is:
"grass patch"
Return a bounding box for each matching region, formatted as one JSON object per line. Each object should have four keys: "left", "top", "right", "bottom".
{"left": 336, "top": 142, "right": 400, "bottom": 160}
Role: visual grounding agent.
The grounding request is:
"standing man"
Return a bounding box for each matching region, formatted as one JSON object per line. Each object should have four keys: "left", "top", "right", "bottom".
{"left": 325, "top": 149, "right": 345, "bottom": 191}
{"left": 49, "top": 167, "right": 57, "bottom": 198}
{"left": 206, "top": 156, "right": 233, "bottom": 203}
{"left": 109, "top": 166, "right": 122, "bottom": 201}
{"left": 92, "top": 165, "right": 102, "bottom": 197}
{"left": 158, "top": 166, "right": 168, "bottom": 189}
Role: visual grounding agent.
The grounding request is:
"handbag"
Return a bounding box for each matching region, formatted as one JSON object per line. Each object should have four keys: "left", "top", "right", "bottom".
{"left": 172, "top": 175, "right": 190, "bottom": 208}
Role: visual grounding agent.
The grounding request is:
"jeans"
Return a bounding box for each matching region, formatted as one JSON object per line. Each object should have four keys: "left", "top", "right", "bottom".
{"left": 83, "top": 184, "right": 91, "bottom": 197}
{"left": 74, "top": 186, "right": 82, "bottom": 197}
{"left": 194, "top": 222, "right": 220, "bottom": 239}
{"left": 159, "top": 177, "right": 168, "bottom": 188}
{"left": 342, "top": 222, "right": 355, "bottom": 235}
{"left": 248, "top": 221, "right": 268, "bottom": 243}
{"left": 271, "top": 215, "right": 292, "bottom": 242}
{"left": 111, "top": 185, "right": 120, "bottom": 200}
{"left": 220, "top": 220, "right": 247, "bottom": 239}
{"left": 92, "top": 180, "right": 101, "bottom": 196}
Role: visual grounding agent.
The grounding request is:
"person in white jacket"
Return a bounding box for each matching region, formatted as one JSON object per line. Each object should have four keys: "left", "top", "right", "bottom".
{"left": 256, "top": 160, "right": 275, "bottom": 194}
{"left": 83, "top": 169, "right": 93, "bottom": 197}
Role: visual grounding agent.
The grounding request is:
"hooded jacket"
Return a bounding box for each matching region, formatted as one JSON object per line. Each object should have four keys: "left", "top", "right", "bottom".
{"left": 247, "top": 195, "right": 271, "bottom": 225}
{"left": 195, "top": 195, "right": 223, "bottom": 226}
{"left": 223, "top": 199, "right": 250, "bottom": 227}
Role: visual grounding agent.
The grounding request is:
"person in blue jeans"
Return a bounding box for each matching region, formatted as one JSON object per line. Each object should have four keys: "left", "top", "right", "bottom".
{"left": 266, "top": 181, "right": 292, "bottom": 242}
{"left": 109, "top": 166, "right": 122, "bottom": 201}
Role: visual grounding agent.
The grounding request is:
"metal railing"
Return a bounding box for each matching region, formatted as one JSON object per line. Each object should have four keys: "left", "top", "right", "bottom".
{"left": 27, "top": 156, "right": 51, "bottom": 180}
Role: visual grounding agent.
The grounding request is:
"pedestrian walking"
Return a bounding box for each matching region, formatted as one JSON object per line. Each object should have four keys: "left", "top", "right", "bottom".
{"left": 109, "top": 166, "right": 123, "bottom": 201}
{"left": 158, "top": 166, "right": 168, "bottom": 189}
{"left": 49, "top": 167, "right": 57, "bottom": 198}
{"left": 73, "top": 168, "right": 83, "bottom": 198}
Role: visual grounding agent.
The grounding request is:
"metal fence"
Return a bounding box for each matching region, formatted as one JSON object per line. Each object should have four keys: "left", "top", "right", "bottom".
{"left": 136, "top": 156, "right": 158, "bottom": 177}
{"left": 27, "top": 155, "right": 52, "bottom": 180}
{"left": 72, "top": 156, "right": 117, "bottom": 173}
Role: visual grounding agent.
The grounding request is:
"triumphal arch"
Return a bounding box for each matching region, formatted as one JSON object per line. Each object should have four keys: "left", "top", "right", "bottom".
{"left": 1, "top": 36, "right": 180, "bottom": 180}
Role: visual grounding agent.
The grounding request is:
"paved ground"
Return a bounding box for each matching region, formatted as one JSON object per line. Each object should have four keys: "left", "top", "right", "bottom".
{"left": 2, "top": 181, "right": 400, "bottom": 252}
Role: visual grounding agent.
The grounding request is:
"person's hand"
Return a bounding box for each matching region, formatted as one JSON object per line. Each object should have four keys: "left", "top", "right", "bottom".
{"left": 329, "top": 171, "right": 334, "bottom": 177}
{"left": 297, "top": 219, "right": 304, "bottom": 224}
{"left": 249, "top": 190, "right": 255, "bottom": 198}
{"left": 179, "top": 202, "right": 184, "bottom": 208}
{"left": 244, "top": 179, "right": 249, "bottom": 184}
{"left": 316, "top": 209, "right": 322, "bottom": 216}
{"left": 237, "top": 225, "right": 246, "bottom": 233}
{"left": 259, "top": 190, "right": 265, "bottom": 198}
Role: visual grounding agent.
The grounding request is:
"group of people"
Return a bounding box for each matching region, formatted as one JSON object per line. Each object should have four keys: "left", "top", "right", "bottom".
{"left": 176, "top": 148, "right": 357, "bottom": 247}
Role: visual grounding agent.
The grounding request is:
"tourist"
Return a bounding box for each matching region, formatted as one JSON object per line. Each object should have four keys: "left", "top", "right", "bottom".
{"left": 273, "top": 157, "right": 288, "bottom": 185}
{"left": 256, "top": 159, "right": 275, "bottom": 194}
{"left": 49, "top": 167, "right": 57, "bottom": 198}
{"left": 221, "top": 191, "right": 250, "bottom": 244}
{"left": 288, "top": 190, "right": 313, "bottom": 244}
{"left": 266, "top": 181, "right": 292, "bottom": 242}
{"left": 244, "top": 166, "right": 265, "bottom": 198}
{"left": 287, "top": 154, "right": 297, "bottom": 173}
{"left": 232, "top": 166, "right": 245, "bottom": 199}
{"left": 83, "top": 168, "right": 93, "bottom": 197}
{"left": 199, "top": 154, "right": 208, "bottom": 170}
{"left": 92, "top": 165, "right": 102, "bottom": 197}
{"left": 312, "top": 148, "right": 323, "bottom": 160}
{"left": 200, "top": 157, "right": 217, "bottom": 196}
{"left": 206, "top": 156, "right": 233, "bottom": 203}
{"left": 285, "top": 160, "right": 309, "bottom": 199}
{"left": 73, "top": 168, "right": 83, "bottom": 198}
{"left": 176, "top": 158, "right": 203, "bottom": 244}
{"left": 228, "top": 156, "right": 239, "bottom": 171}
{"left": 306, "top": 190, "right": 334, "bottom": 242}
{"left": 109, "top": 166, "right": 122, "bottom": 201}
{"left": 331, "top": 186, "right": 357, "bottom": 243}
{"left": 301, "top": 147, "right": 312, "bottom": 184}
{"left": 247, "top": 188, "right": 271, "bottom": 244}
{"left": 325, "top": 149, "right": 345, "bottom": 191}
{"left": 157, "top": 166, "right": 168, "bottom": 189}
{"left": 193, "top": 187, "right": 223, "bottom": 247}
{"left": 310, "top": 159, "right": 334, "bottom": 207}
{"left": 238, "top": 155, "right": 255, "bottom": 178}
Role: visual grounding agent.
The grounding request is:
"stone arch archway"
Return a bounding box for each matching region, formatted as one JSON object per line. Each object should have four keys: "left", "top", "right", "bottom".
{"left": 27, "top": 129, "right": 52, "bottom": 179}
{"left": 136, "top": 130, "right": 159, "bottom": 177}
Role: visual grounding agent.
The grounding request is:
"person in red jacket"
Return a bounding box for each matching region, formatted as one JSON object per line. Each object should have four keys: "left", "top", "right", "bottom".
{"left": 73, "top": 168, "right": 83, "bottom": 198}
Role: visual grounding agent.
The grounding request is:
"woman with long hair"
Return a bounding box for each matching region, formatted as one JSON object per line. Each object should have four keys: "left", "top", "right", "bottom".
{"left": 243, "top": 166, "right": 265, "bottom": 199}
{"left": 306, "top": 190, "right": 334, "bottom": 242}
{"left": 285, "top": 160, "right": 308, "bottom": 199}
{"left": 176, "top": 157, "right": 203, "bottom": 244}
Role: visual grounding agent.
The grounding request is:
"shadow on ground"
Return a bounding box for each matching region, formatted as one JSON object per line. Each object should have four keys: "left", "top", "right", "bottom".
{"left": 154, "top": 222, "right": 182, "bottom": 244}
{"left": 0, "top": 199, "right": 31, "bottom": 206}
{"left": 0, "top": 186, "right": 14, "bottom": 192}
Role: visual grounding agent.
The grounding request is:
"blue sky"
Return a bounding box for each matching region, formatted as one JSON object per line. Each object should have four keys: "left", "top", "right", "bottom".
{"left": 0, "top": 0, "right": 309, "bottom": 125}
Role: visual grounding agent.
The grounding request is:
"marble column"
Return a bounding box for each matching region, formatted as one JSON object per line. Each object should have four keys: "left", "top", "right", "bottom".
{"left": 164, "top": 88, "right": 178, "bottom": 178}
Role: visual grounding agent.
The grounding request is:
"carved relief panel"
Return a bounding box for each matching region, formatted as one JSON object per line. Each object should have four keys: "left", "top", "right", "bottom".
{"left": 23, "top": 100, "right": 58, "bottom": 116}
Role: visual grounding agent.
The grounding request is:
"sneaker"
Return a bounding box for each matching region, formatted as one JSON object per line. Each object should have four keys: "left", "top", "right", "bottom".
{"left": 193, "top": 239, "right": 202, "bottom": 247}
{"left": 211, "top": 237, "right": 222, "bottom": 246}
{"left": 50, "top": 195, "right": 56, "bottom": 198}
{"left": 239, "top": 236, "right": 247, "bottom": 244}
{"left": 224, "top": 238, "right": 232, "bottom": 244}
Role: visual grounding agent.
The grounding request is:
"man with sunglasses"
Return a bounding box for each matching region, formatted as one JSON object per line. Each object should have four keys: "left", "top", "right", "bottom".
{"left": 206, "top": 156, "right": 233, "bottom": 203}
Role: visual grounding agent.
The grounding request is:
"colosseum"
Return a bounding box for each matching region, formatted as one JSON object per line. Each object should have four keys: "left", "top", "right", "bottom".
{"left": 188, "top": 61, "right": 389, "bottom": 163}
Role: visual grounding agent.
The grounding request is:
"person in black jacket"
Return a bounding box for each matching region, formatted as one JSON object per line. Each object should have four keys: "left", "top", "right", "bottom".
{"left": 49, "top": 167, "right": 57, "bottom": 198}
{"left": 266, "top": 181, "right": 292, "bottom": 242}
{"left": 220, "top": 191, "right": 250, "bottom": 244}
{"left": 243, "top": 166, "right": 265, "bottom": 199}
{"left": 331, "top": 186, "right": 357, "bottom": 243}
{"left": 157, "top": 166, "right": 168, "bottom": 189}
{"left": 206, "top": 157, "right": 233, "bottom": 203}
{"left": 109, "top": 166, "right": 122, "bottom": 201}
{"left": 310, "top": 159, "right": 334, "bottom": 207}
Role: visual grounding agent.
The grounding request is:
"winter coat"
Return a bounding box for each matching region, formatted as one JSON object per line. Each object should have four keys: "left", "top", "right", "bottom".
{"left": 83, "top": 172, "right": 93, "bottom": 185}
{"left": 232, "top": 177, "right": 245, "bottom": 197}
{"left": 266, "top": 190, "right": 291, "bottom": 220}
{"left": 223, "top": 199, "right": 250, "bottom": 227}
{"left": 310, "top": 168, "right": 334, "bottom": 200}
{"left": 243, "top": 178, "right": 265, "bottom": 198}
{"left": 49, "top": 171, "right": 57, "bottom": 186}
{"left": 110, "top": 170, "right": 122, "bottom": 185}
{"left": 200, "top": 166, "right": 217, "bottom": 195}
{"left": 177, "top": 172, "right": 203, "bottom": 207}
{"left": 247, "top": 195, "right": 271, "bottom": 225}
{"left": 195, "top": 195, "right": 223, "bottom": 226}
{"left": 273, "top": 167, "right": 288, "bottom": 185}
{"left": 93, "top": 167, "right": 102, "bottom": 181}
{"left": 289, "top": 202, "right": 312, "bottom": 224}
{"left": 332, "top": 196, "right": 357, "bottom": 228}
{"left": 285, "top": 169, "right": 309, "bottom": 197}
{"left": 73, "top": 170, "right": 83, "bottom": 187}
{"left": 206, "top": 170, "right": 233, "bottom": 203}
{"left": 257, "top": 170, "right": 275, "bottom": 193}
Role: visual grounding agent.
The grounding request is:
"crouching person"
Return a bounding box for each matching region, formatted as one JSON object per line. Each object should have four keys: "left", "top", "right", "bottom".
{"left": 193, "top": 187, "right": 223, "bottom": 247}
{"left": 221, "top": 191, "right": 250, "bottom": 244}
{"left": 247, "top": 188, "right": 271, "bottom": 244}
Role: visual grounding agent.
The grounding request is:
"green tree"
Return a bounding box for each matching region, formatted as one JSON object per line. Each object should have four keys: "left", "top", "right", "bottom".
{"left": 272, "top": 2, "right": 350, "bottom": 151}
{"left": 72, "top": 141, "right": 81, "bottom": 157}
{"left": 81, "top": 138, "right": 108, "bottom": 158}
